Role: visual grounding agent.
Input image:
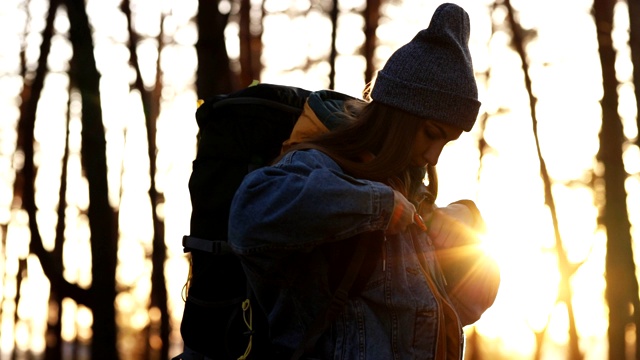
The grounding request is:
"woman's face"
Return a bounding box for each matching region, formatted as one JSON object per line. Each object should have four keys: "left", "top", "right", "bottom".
{"left": 410, "top": 120, "right": 463, "bottom": 167}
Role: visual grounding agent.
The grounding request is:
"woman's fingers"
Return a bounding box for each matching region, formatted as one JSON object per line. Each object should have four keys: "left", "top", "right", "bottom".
{"left": 427, "top": 208, "right": 474, "bottom": 248}
{"left": 386, "top": 190, "right": 416, "bottom": 235}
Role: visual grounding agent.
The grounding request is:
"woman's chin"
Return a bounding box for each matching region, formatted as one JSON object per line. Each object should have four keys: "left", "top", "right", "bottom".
{"left": 409, "top": 162, "right": 428, "bottom": 168}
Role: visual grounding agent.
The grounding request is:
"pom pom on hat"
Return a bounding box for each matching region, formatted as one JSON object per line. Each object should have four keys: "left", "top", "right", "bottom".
{"left": 371, "top": 3, "right": 481, "bottom": 131}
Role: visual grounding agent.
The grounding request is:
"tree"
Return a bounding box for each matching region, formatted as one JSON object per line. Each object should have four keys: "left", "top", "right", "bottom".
{"left": 15, "top": 0, "right": 121, "bottom": 357}
{"left": 593, "top": 0, "right": 640, "bottom": 358}
{"left": 502, "top": 0, "right": 584, "bottom": 358}
{"left": 120, "top": 0, "right": 171, "bottom": 358}
{"left": 15, "top": 0, "right": 68, "bottom": 359}
{"left": 629, "top": 0, "right": 640, "bottom": 148}
{"left": 65, "top": 0, "right": 119, "bottom": 357}
{"left": 238, "top": 0, "right": 263, "bottom": 87}
{"left": 196, "top": 0, "right": 236, "bottom": 98}
{"left": 363, "top": 0, "right": 381, "bottom": 85}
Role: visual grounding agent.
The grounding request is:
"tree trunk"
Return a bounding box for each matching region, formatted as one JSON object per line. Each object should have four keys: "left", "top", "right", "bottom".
{"left": 197, "top": 0, "right": 235, "bottom": 98}
{"left": 239, "top": 0, "right": 263, "bottom": 87}
{"left": 44, "top": 76, "right": 72, "bottom": 360}
{"left": 593, "top": 0, "right": 640, "bottom": 359}
{"left": 503, "top": 0, "right": 583, "bottom": 358}
{"left": 120, "top": 1, "right": 171, "bottom": 357}
{"left": 363, "top": 0, "right": 381, "bottom": 86}
{"left": 65, "top": 0, "right": 119, "bottom": 358}
{"left": 627, "top": 0, "right": 640, "bottom": 355}
{"left": 328, "top": 0, "right": 338, "bottom": 89}
{"left": 13, "top": 0, "right": 68, "bottom": 356}
{"left": 628, "top": 0, "right": 640, "bottom": 148}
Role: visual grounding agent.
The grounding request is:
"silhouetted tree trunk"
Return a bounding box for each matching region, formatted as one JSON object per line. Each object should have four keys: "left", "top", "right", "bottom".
{"left": 147, "top": 36, "right": 169, "bottom": 360}
{"left": 16, "top": 2, "right": 96, "bottom": 359}
{"left": 46, "top": 82, "right": 72, "bottom": 360}
{"left": 593, "top": 0, "right": 640, "bottom": 359}
{"left": 14, "top": 1, "right": 57, "bottom": 357}
{"left": 628, "top": 0, "right": 640, "bottom": 352}
{"left": 17, "top": 0, "right": 58, "bottom": 256}
{"left": 13, "top": 1, "right": 69, "bottom": 358}
{"left": 239, "top": 0, "right": 263, "bottom": 87}
{"left": 629, "top": 0, "right": 640, "bottom": 148}
{"left": 363, "top": 0, "right": 381, "bottom": 86}
{"left": 328, "top": 0, "right": 338, "bottom": 89}
{"left": 503, "top": 0, "right": 583, "bottom": 359}
{"left": 197, "top": 0, "right": 235, "bottom": 98}
{"left": 120, "top": 1, "right": 170, "bottom": 358}
{"left": 65, "top": 0, "right": 119, "bottom": 358}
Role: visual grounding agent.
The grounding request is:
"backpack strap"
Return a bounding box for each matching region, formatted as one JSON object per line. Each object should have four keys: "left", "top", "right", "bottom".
{"left": 181, "top": 236, "right": 243, "bottom": 308}
{"left": 290, "top": 231, "right": 380, "bottom": 360}
{"left": 182, "top": 235, "right": 233, "bottom": 255}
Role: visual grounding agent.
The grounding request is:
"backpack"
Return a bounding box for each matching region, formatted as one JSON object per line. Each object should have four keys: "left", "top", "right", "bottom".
{"left": 177, "top": 83, "right": 377, "bottom": 360}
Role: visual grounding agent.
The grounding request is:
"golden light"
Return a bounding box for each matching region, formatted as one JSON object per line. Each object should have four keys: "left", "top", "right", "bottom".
{"left": 0, "top": 0, "right": 637, "bottom": 358}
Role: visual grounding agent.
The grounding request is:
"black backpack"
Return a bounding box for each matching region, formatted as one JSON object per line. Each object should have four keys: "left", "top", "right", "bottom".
{"left": 177, "top": 83, "right": 377, "bottom": 360}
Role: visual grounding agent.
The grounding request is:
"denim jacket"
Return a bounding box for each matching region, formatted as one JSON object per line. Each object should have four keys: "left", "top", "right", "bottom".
{"left": 229, "top": 148, "right": 499, "bottom": 359}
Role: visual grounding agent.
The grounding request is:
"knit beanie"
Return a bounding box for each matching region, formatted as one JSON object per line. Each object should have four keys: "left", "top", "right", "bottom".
{"left": 370, "top": 3, "right": 480, "bottom": 132}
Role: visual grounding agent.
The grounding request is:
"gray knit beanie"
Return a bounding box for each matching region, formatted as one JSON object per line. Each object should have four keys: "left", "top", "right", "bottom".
{"left": 371, "top": 3, "right": 480, "bottom": 132}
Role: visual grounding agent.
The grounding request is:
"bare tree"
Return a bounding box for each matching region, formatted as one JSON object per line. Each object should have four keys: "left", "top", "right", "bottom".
{"left": 65, "top": 0, "right": 119, "bottom": 357}
{"left": 13, "top": 0, "right": 58, "bottom": 358}
{"left": 239, "top": 0, "right": 263, "bottom": 87}
{"left": 12, "top": 0, "right": 90, "bottom": 358}
{"left": 363, "top": 0, "right": 381, "bottom": 85}
{"left": 45, "top": 81, "right": 73, "bottom": 360}
{"left": 629, "top": 0, "right": 640, "bottom": 148}
{"left": 327, "top": 0, "right": 338, "bottom": 89}
{"left": 593, "top": 0, "right": 640, "bottom": 359}
{"left": 120, "top": 0, "right": 171, "bottom": 358}
{"left": 197, "top": 0, "right": 236, "bottom": 98}
{"left": 503, "top": 0, "right": 583, "bottom": 359}
{"left": 11, "top": 0, "right": 118, "bottom": 358}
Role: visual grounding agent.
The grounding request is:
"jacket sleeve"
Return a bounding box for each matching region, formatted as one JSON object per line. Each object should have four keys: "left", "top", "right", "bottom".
{"left": 228, "top": 149, "right": 394, "bottom": 254}
{"left": 442, "top": 247, "right": 500, "bottom": 326}
{"left": 437, "top": 201, "right": 500, "bottom": 326}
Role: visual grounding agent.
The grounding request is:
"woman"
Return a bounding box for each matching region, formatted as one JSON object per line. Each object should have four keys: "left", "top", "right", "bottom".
{"left": 229, "top": 3, "right": 500, "bottom": 359}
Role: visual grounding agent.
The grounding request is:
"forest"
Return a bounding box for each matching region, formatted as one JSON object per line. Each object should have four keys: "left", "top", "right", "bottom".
{"left": 0, "top": 0, "right": 639, "bottom": 359}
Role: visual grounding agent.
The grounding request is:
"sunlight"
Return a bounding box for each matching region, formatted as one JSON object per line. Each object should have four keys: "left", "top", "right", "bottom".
{"left": 136, "top": 39, "right": 160, "bottom": 88}
{"left": 7, "top": 210, "right": 30, "bottom": 260}
{"left": 1, "top": 0, "right": 639, "bottom": 358}
{"left": 620, "top": 84, "right": 640, "bottom": 140}
{"left": 60, "top": 298, "right": 77, "bottom": 342}
{"left": 572, "top": 235, "right": 608, "bottom": 339}
{"left": 130, "top": 308, "right": 150, "bottom": 330}
{"left": 0, "top": 300, "right": 16, "bottom": 353}
{"left": 14, "top": 320, "right": 29, "bottom": 351}
{"left": 622, "top": 145, "right": 640, "bottom": 175}
{"left": 62, "top": 212, "right": 92, "bottom": 287}
{"left": 15, "top": 256, "right": 49, "bottom": 349}
{"left": 116, "top": 235, "right": 148, "bottom": 286}
{"left": 76, "top": 305, "right": 93, "bottom": 341}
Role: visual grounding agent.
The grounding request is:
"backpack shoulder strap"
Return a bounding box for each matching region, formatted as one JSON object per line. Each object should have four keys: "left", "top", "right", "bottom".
{"left": 182, "top": 235, "right": 233, "bottom": 255}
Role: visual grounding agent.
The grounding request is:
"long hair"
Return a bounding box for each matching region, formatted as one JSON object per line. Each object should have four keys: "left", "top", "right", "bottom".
{"left": 287, "top": 98, "right": 438, "bottom": 206}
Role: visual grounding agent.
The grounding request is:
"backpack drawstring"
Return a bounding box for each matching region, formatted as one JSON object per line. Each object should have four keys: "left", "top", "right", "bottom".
{"left": 237, "top": 299, "right": 253, "bottom": 360}
{"left": 181, "top": 255, "right": 193, "bottom": 302}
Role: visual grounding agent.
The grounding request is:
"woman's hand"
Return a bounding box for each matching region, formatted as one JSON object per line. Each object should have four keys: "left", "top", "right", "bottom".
{"left": 427, "top": 203, "right": 478, "bottom": 249}
{"left": 385, "top": 190, "right": 417, "bottom": 235}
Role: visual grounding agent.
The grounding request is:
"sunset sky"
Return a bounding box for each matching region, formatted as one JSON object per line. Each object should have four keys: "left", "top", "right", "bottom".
{"left": 0, "top": 0, "right": 639, "bottom": 358}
